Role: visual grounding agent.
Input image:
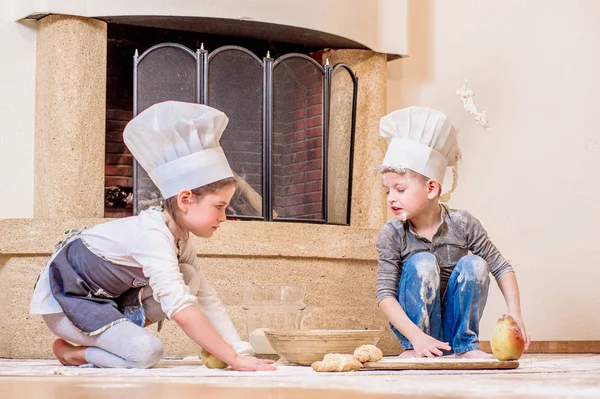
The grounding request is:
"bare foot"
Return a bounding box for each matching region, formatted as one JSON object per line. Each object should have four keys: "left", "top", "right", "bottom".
{"left": 456, "top": 349, "right": 494, "bottom": 359}
{"left": 52, "top": 339, "right": 88, "bottom": 366}
{"left": 398, "top": 350, "right": 420, "bottom": 359}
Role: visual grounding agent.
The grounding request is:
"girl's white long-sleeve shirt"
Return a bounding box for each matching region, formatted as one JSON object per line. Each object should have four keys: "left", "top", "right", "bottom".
{"left": 30, "top": 208, "right": 252, "bottom": 355}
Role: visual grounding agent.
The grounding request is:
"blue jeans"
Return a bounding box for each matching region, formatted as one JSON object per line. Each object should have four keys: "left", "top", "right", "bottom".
{"left": 390, "top": 252, "right": 490, "bottom": 354}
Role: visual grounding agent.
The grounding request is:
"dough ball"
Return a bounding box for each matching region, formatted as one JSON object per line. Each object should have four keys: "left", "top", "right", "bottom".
{"left": 201, "top": 348, "right": 229, "bottom": 369}
{"left": 353, "top": 344, "right": 383, "bottom": 363}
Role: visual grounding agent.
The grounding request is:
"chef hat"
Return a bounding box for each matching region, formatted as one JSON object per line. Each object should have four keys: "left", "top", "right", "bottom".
{"left": 379, "top": 106, "right": 458, "bottom": 185}
{"left": 123, "top": 101, "right": 234, "bottom": 199}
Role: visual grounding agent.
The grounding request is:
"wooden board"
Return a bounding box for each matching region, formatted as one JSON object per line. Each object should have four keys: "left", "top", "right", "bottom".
{"left": 480, "top": 340, "right": 600, "bottom": 354}
{"left": 362, "top": 360, "right": 519, "bottom": 370}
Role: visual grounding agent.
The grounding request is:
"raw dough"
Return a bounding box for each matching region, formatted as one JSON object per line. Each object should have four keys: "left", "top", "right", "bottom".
{"left": 353, "top": 345, "right": 383, "bottom": 363}
{"left": 311, "top": 354, "right": 362, "bottom": 372}
{"left": 201, "top": 347, "right": 229, "bottom": 369}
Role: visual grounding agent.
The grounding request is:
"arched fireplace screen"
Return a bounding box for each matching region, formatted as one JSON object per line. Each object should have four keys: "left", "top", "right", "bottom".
{"left": 134, "top": 43, "right": 357, "bottom": 225}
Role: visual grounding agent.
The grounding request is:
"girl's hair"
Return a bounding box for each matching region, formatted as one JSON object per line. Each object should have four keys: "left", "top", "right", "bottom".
{"left": 162, "top": 177, "right": 237, "bottom": 231}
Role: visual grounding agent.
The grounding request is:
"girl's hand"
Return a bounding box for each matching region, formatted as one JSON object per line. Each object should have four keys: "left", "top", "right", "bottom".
{"left": 410, "top": 332, "right": 451, "bottom": 358}
{"left": 174, "top": 306, "right": 275, "bottom": 370}
{"left": 230, "top": 355, "right": 277, "bottom": 371}
{"left": 509, "top": 313, "right": 531, "bottom": 351}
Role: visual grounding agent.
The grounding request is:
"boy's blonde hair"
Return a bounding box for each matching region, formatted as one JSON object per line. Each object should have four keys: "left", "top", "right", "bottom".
{"left": 163, "top": 177, "right": 238, "bottom": 231}
{"left": 374, "top": 165, "right": 425, "bottom": 179}
{"left": 375, "top": 166, "right": 442, "bottom": 199}
{"left": 376, "top": 146, "right": 461, "bottom": 203}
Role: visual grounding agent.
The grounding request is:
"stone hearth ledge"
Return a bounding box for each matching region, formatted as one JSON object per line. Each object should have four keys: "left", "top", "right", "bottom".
{"left": 1, "top": 219, "right": 405, "bottom": 359}
{"left": 0, "top": 219, "right": 378, "bottom": 260}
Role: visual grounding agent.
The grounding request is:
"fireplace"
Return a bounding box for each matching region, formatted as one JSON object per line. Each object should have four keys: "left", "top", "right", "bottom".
{"left": 104, "top": 23, "right": 357, "bottom": 225}
{"left": 3, "top": 7, "right": 400, "bottom": 359}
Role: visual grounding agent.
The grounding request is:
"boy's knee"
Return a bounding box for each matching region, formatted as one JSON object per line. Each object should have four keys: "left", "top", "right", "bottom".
{"left": 456, "top": 255, "right": 489, "bottom": 283}
{"left": 405, "top": 252, "right": 440, "bottom": 281}
{"left": 128, "top": 334, "right": 164, "bottom": 369}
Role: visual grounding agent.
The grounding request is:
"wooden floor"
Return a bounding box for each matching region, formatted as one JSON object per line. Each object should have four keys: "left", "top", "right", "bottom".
{"left": 1, "top": 354, "right": 599, "bottom": 398}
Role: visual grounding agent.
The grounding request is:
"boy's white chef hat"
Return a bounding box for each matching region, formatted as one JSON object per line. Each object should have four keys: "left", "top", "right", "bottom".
{"left": 124, "top": 101, "right": 233, "bottom": 199}
{"left": 379, "top": 106, "right": 458, "bottom": 185}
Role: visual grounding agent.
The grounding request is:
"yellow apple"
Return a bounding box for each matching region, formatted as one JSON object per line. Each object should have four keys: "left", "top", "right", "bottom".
{"left": 490, "top": 314, "right": 525, "bottom": 361}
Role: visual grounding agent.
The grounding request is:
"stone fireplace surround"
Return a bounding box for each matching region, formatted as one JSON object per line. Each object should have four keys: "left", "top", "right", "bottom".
{"left": 0, "top": 12, "right": 401, "bottom": 358}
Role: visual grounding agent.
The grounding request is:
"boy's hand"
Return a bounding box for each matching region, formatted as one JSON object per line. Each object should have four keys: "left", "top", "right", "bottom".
{"left": 509, "top": 313, "right": 531, "bottom": 351}
{"left": 411, "top": 332, "right": 451, "bottom": 358}
{"left": 230, "top": 355, "right": 277, "bottom": 371}
{"left": 497, "top": 272, "right": 530, "bottom": 350}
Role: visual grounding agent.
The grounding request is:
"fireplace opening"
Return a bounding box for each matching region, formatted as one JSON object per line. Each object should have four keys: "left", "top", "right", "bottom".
{"left": 105, "top": 22, "right": 357, "bottom": 225}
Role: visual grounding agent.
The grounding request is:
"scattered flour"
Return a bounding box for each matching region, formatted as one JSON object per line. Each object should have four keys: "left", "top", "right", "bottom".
{"left": 400, "top": 211, "right": 408, "bottom": 222}
{"left": 456, "top": 80, "right": 491, "bottom": 131}
{"left": 49, "top": 367, "right": 77, "bottom": 376}
{"left": 415, "top": 261, "right": 439, "bottom": 330}
{"left": 2, "top": 355, "right": 599, "bottom": 398}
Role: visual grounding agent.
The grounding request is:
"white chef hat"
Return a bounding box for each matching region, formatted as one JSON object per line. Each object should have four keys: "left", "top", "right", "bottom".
{"left": 123, "top": 101, "right": 234, "bottom": 199}
{"left": 379, "top": 106, "right": 458, "bottom": 185}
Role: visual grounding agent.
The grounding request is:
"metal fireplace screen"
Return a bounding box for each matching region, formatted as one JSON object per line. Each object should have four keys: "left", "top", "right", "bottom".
{"left": 134, "top": 44, "right": 199, "bottom": 211}
{"left": 208, "top": 47, "right": 264, "bottom": 219}
{"left": 134, "top": 43, "right": 357, "bottom": 225}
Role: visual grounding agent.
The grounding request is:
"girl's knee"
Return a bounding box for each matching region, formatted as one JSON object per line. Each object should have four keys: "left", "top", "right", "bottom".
{"left": 128, "top": 335, "right": 164, "bottom": 369}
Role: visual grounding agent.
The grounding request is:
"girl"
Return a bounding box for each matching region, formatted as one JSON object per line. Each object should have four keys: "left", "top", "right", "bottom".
{"left": 30, "top": 101, "right": 275, "bottom": 371}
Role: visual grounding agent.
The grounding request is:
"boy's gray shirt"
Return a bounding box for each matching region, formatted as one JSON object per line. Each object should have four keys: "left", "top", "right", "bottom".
{"left": 376, "top": 205, "right": 514, "bottom": 304}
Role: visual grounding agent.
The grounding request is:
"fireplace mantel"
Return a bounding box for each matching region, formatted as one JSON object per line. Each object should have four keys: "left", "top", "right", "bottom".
{"left": 15, "top": 0, "right": 408, "bottom": 58}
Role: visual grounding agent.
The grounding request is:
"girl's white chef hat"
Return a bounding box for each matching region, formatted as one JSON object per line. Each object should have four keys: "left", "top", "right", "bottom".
{"left": 124, "top": 101, "right": 233, "bottom": 199}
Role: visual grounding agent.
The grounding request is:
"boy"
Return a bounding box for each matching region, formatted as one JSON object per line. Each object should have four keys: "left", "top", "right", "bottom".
{"left": 376, "top": 106, "right": 530, "bottom": 358}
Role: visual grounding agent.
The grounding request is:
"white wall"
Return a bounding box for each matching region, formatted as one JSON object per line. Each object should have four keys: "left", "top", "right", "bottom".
{"left": 387, "top": 0, "right": 600, "bottom": 340}
{"left": 0, "top": 0, "right": 36, "bottom": 218}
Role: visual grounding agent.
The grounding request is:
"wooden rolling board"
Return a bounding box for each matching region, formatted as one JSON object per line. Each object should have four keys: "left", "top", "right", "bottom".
{"left": 362, "top": 359, "right": 519, "bottom": 370}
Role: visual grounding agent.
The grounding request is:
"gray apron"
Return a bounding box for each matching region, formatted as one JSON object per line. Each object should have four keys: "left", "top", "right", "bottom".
{"left": 48, "top": 238, "right": 149, "bottom": 336}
